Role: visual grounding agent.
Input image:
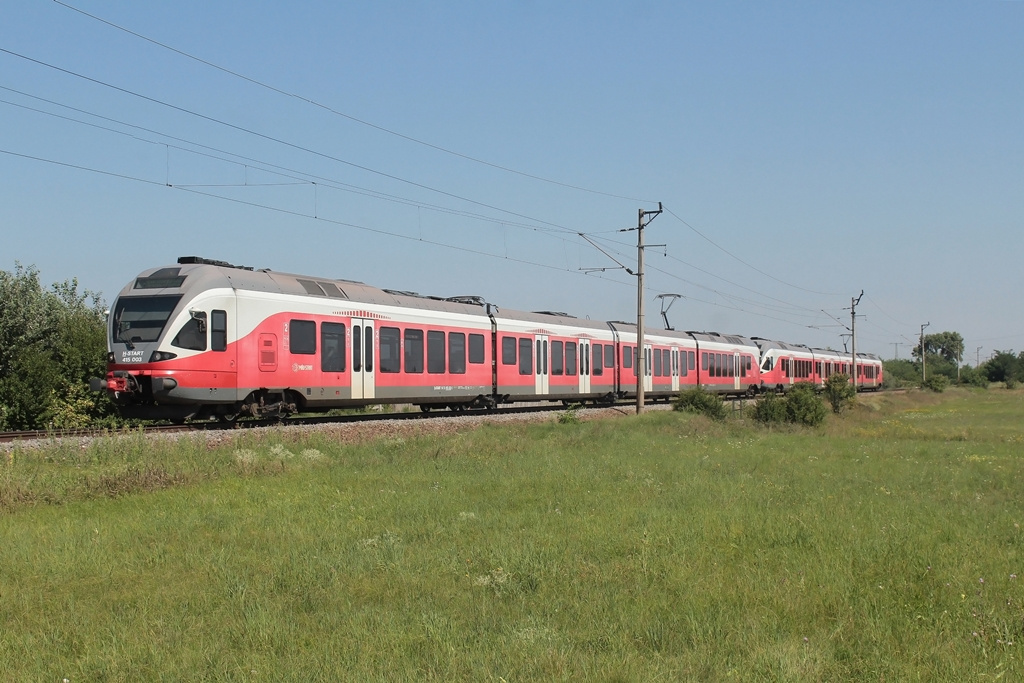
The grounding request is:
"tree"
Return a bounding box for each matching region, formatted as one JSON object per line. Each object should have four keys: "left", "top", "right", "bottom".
{"left": 984, "top": 351, "right": 1021, "bottom": 385}
{"left": 0, "top": 264, "right": 112, "bottom": 430}
{"left": 912, "top": 331, "right": 965, "bottom": 366}
{"left": 882, "top": 359, "right": 919, "bottom": 388}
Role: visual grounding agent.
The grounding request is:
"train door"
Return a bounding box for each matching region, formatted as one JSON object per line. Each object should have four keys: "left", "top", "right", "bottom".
{"left": 351, "top": 318, "right": 375, "bottom": 400}
{"left": 535, "top": 335, "right": 549, "bottom": 395}
{"left": 643, "top": 344, "right": 654, "bottom": 393}
{"left": 211, "top": 300, "right": 238, "bottom": 397}
{"left": 579, "top": 340, "right": 591, "bottom": 394}
{"left": 671, "top": 348, "right": 680, "bottom": 393}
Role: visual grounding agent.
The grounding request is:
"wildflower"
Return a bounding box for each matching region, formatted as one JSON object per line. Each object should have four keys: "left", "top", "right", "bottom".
{"left": 980, "top": 577, "right": 985, "bottom": 584}
{"left": 1012, "top": 574, "right": 1018, "bottom": 580}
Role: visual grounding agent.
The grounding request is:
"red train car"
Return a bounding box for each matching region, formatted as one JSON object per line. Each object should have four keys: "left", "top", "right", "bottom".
{"left": 93, "top": 257, "right": 885, "bottom": 421}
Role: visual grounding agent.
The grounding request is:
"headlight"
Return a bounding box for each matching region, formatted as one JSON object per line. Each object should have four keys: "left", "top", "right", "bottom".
{"left": 149, "top": 351, "right": 178, "bottom": 362}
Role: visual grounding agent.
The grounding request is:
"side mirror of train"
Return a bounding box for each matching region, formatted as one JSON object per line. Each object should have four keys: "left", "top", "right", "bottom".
{"left": 189, "top": 309, "right": 208, "bottom": 333}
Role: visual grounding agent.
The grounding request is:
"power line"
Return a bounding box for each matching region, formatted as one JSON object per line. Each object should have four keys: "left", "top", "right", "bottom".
{"left": 0, "top": 88, "right": 588, "bottom": 239}
{"left": 53, "top": 0, "right": 654, "bottom": 205}
{"left": 0, "top": 146, "right": 635, "bottom": 291}
{"left": 585, "top": 232, "right": 845, "bottom": 321}
{"left": 662, "top": 204, "right": 845, "bottom": 296}
{"left": 0, "top": 46, "right": 589, "bottom": 238}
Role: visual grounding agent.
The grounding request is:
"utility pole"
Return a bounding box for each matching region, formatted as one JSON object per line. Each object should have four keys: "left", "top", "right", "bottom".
{"left": 632, "top": 203, "right": 662, "bottom": 415}
{"left": 920, "top": 322, "right": 930, "bottom": 383}
{"left": 850, "top": 290, "right": 863, "bottom": 385}
{"left": 977, "top": 346, "right": 982, "bottom": 368}
{"left": 893, "top": 343, "right": 900, "bottom": 359}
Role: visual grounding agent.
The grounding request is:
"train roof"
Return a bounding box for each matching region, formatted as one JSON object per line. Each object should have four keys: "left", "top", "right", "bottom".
{"left": 685, "top": 331, "right": 756, "bottom": 346}
{"left": 493, "top": 308, "right": 611, "bottom": 332}
{"left": 751, "top": 337, "right": 812, "bottom": 353}
{"left": 119, "top": 258, "right": 495, "bottom": 319}
{"left": 121, "top": 258, "right": 620, "bottom": 327}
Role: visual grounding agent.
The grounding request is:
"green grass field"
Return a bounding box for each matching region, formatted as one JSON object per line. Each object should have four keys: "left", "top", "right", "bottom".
{"left": 3, "top": 389, "right": 1024, "bottom": 681}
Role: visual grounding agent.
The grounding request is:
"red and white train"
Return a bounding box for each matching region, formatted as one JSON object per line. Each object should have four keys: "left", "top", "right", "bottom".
{"left": 92, "top": 257, "right": 883, "bottom": 421}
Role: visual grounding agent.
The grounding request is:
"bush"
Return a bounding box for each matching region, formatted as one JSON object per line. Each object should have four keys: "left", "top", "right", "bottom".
{"left": 785, "top": 383, "right": 827, "bottom": 427}
{"left": 557, "top": 403, "right": 582, "bottom": 425}
{"left": 673, "top": 386, "right": 727, "bottom": 421}
{"left": 923, "top": 375, "right": 950, "bottom": 393}
{"left": 751, "top": 391, "right": 787, "bottom": 425}
{"left": 958, "top": 365, "right": 989, "bottom": 389}
{"left": 822, "top": 373, "right": 856, "bottom": 414}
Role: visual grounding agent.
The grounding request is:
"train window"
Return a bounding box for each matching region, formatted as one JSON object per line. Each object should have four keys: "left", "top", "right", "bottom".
{"left": 653, "top": 349, "right": 662, "bottom": 377}
{"left": 605, "top": 344, "right": 615, "bottom": 368}
{"left": 680, "top": 352, "right": 688, "bottom": 377}
{"left": 566, "top": 342, "right": 577, "bottom": 376}
{"left": 427, "top": 331, "right": 446, "bottom": 374}
{"left": 113, "top": 294, "right": 182, "bottom": 344}
{"left": 688, "top": 352, "right": 696, "bottom": 371}
{"left": 171, "top": 316, "right": 207, "bottom": 351}
{"left": 290, "top": 320, "right": 316, "bottom": 355}
{"left": 536, "top": 340, "right": 543, "bottom": 375}
{"left": 551, "top": 341, "right": 564, "bottom": 376}
{"left": 663, "top": 349, "right": 671, "bottom": 376}
{"left": 211, "top": 310, "right": 227, "bottom": 352}
{"left": 134, "top": 271, "right": 186, "bottom": 289}
{"left": 404, "top": 329, "right": 424, "bottom": 373}
{"left": 352, "top": 325, "right": 361, "bottom": 371}
{"left": 379, "top": 327, "right": 401, "bottom": 373}
{"left": 469, "top": 334, "right": 485, "bottom": 364}
{"left": 727, "top": 354, "right": 735, "bottom": 378}
{"left": 633, "top": 348, "right": 639, "bottom": 377}
{"left": 623, "top": 346, "right": 633, "bottom": 369}
{"left": 519, "top": 338, "right": 532, "bottom": 376}
{"left": 593, "top": 344, "right": 603, "bottom": 376}
{"left": 701, "top": 353, "right": 708, "bottom": 372}
{"left": 321, "top": 323, "right": 345, "bottom": 372}
{"left": 501, "top": 337, "right": 517, "bottom": 365}
{"left": 449, "top": 332, "right": 466, "bottom": 374}
{"left": 363, "top": 325, "right": 373, "bottom": 372}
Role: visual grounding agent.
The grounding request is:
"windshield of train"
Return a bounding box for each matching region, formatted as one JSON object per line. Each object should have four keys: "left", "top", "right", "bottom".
{"left": 111, "top": 295, "right": 182, "bottom": 346}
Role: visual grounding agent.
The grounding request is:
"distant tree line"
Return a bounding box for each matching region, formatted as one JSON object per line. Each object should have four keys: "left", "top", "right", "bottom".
{"left": 883, "top": 330, "right": 1021, "bottom": 389}
{"left": 0, "top": 264, "right": 115, "bottom": 430}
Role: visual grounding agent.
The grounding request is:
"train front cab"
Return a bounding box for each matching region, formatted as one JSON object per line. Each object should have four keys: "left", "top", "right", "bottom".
{"left": 98, "top": 266, "right": 241, "bottom": 421}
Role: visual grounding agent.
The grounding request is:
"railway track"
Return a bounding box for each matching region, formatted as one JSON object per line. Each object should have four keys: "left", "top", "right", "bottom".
{"left": 0, "top": 391, "right": 783, "bottom": 446}
{"left": 0, "top": 401, "right": 617, "bottom": 445}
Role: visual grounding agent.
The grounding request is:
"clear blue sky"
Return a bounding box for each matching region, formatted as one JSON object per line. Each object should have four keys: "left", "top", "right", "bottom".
{"left": 3, "top": 1, "right": 1022, "bottom": 362}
